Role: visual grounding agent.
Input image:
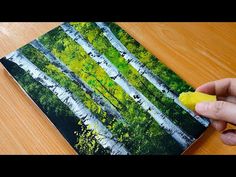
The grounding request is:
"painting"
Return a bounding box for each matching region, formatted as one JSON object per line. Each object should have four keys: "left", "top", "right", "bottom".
{"left": 0, "top": 22, "right": 209, "bottom": 154}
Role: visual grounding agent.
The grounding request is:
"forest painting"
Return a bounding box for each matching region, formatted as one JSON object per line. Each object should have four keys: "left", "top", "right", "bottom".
{"left": 0, "top": 22, "right": 209, "bottom": 155}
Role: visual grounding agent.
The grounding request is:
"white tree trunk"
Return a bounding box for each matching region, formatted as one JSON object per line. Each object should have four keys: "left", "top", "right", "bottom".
{"left": 5, "top": 51, "right": 129, "bottom": 155}
{"left": 61, "top": 23, "right": 195, "bottom": 149}
{"left": 95, "top": 22, "right": 209, "bottom": 127}
{"left": 30, "top": 39, "right": 125, "bottom": 122}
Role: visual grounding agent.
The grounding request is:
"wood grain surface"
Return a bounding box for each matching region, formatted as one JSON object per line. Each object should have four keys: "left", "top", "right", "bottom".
{"left": 0, "top": 22, "right": 236, "bottom": 154}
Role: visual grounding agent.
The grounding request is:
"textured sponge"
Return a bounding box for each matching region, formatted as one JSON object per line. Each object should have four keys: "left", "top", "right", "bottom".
{"left": 178, "top": 91, "right": 216, "bottom": 111}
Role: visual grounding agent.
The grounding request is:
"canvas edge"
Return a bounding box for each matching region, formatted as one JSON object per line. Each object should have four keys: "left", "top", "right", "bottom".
{"left": 181, "top": 125, "right": 210, "bottom": 155}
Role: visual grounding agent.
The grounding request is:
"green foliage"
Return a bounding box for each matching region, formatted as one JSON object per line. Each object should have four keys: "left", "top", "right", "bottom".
{"left": 70, "top": 22, "right": 205, "bottom": 137}
{"left": 1, "top": 59, "right": 107, "bottom": 155}
{"left": 1, "top": 22, "right": 207, "bottom": 154}
{"left": 106, "top": 22, "right": 195, "bottom": 94}
{"left": 38, "top": 25, "right": 183, "bottom": 154}
{"left": 75, "top": 120, "right": 110, "bottom": 155}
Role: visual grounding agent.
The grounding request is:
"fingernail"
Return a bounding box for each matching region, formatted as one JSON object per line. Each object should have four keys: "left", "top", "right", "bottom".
{"left": 195, "top": 102, "right": 208, "bottom": 113}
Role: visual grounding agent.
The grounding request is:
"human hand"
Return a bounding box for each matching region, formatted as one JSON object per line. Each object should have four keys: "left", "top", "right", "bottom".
{"left": 195, "top": 78, "right": 236, "bottom": 145}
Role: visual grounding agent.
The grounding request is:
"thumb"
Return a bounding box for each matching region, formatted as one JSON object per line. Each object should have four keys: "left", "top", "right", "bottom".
{"left": 221, "top": 129, "right": 236, "bottom": 146}
{"left": 195, "top": 101, "right": 236, "bottom": 124}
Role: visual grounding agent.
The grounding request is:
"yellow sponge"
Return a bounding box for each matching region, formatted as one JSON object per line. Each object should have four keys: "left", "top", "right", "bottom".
{"left": 178, "top": 91, "right": 216, "bottom": 111}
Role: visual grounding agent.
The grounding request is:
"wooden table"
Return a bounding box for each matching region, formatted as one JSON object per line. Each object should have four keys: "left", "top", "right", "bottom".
{"left": 0, "top": 22, "right": 236, "bottom": 154}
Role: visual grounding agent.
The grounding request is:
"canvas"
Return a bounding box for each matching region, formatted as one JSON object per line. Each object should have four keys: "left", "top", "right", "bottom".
{"left": 0, "top": 22, "right": 209, "bottom": 155}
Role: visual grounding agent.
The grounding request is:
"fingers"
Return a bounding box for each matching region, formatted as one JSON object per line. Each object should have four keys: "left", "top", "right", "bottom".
{"left": 196, "top": 78, "right": 236, "bottom": 96}
{"left": 210, "top": 120, "right": 227, "bottom": 131}
{"left": 197, "top": 79, "right": 236, "bottom": 146}
{"left": 220, "top": 129, "right": 236, "bottom": 146}
{"left": 195, "top": 101, "right": 236, "bottom": 124}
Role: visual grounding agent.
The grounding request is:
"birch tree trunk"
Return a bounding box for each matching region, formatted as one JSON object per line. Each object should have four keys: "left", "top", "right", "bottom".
{"left": 61, "top": 23, "right": 195, "bottom": 149}
{"left": 95, "top": 22, "right": 209, "bottom": 127}
{"left": 30, "top": 39, "right": 124, "bottom": 121}
{"left": 5, "top": 50, "right": 129, "bottom": 155}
